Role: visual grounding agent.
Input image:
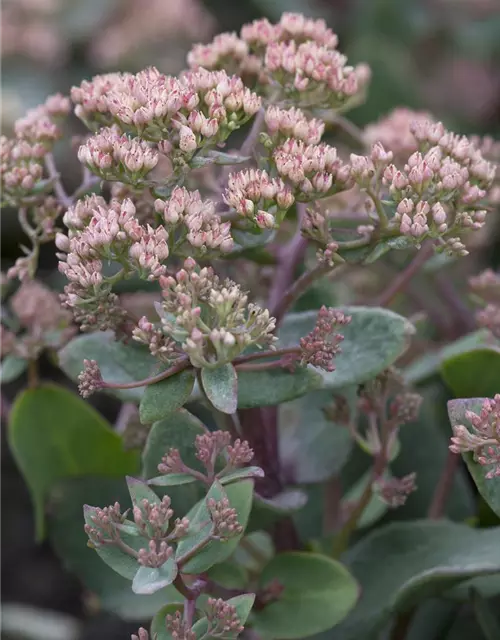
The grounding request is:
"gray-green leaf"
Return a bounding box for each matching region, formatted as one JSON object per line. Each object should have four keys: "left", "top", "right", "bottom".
{"left": 139, "top": 370, "right": 195, "bottom": 424}
{"left": 132, "top": 558, "right": 178, "bottom": 595}
{"left": 201, "top": 364, "right": 238, "bottom": 414}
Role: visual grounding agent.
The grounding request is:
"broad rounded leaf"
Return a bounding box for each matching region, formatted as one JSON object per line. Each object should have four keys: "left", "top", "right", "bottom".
{"left": 253, "top": 552, "right": 359, "bottom": 639}
{"left": 332, "top": 521, "right": 500, "bottom": 640}
{"left": 278, "top": 389, "right": 354, "bottom": 483}
{"left": 441, "top": 348, "right": 500, "bottom": 398}
{"left": 448, "top": 398, "right": 500, "bottom": 518}
{"left": 404, "top": 330, "right": 491, "bottom": 386}
{"left": 132, "top": 558, "right": 178, "bottom": 595}
{"left": 237, "top": 367, "right": 323, "bottom": 408}
{"left": 49, "top": 476, "right": 181, "bottom": 620}
{"left": 59, "top": 331, "right": 157, "bottom": 402}
{"left": 279, "top": 307, "right": 414, "bottom": 389}
{"left": 0, "top": 355, "right": 28, "bottom": 384}
{"left": 139, "top": 371, "right": 195, "bottom": 424}
{"left": 178, "top": 480, "right": 254, "bottom": 574}
{"left": 8, "top": 383, "right": 138, "bottom": 539}
{"left": 201, "top": 364, "right": 238, "bottom": 414}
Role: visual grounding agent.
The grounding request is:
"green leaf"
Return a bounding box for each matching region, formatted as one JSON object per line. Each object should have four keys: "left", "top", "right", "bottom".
{"left": 49, "top": 476, "right": 181, "bottom": 620}
{"left": 332, "top": 521, "right": 500, "bottom": 640}
{"left": 471, "top": 588, "right": 500, "bottom": 640}
{"left": 279, "top": 307, "right": 414, "bottom": 389}
{"left": 404, "top": 330, "right": 492, "bottom": 386}
{"left": 0, "top": 354, "right": 28, "bottom": 384}
{"left": 219, "top": 466, "right": 265, "bottom": 484}
{"left": 151, "top": 603, "right": 184, "bottom": 640}
{"left": 140, "top": 370, "right": 195, "bottom": 424}
{"left": 278, "top": 389, "right": 353, "bottom": 483}
{"left": 208, "top": 150, "right": 251, "bottom": 165}
{"left": 233, "top": 531, "right": 274, "bottom": 573}
{"left": 448, "top": 398, "right": 500, "bottom": 518}
{"left": 132, "top": 558, "right": 178, "bottom": 595}
{"left": 207, "top": 561, "right": 249, "bottom": 589}
{"left": 8, "top": 383, "right": 139, "bottom": 540}
{"left": 249, "top": 489, "right": 308, "bottom": 531}
{"left": 237, "top": 367, "right": 323, "bottom": 408}
{"left": 253, "top": 553, "right": 359, "bottom": 639}
{"left": 148, "top": 473, "right": 197, "bottom": 487}
{"left": 126, "top": 476, "right": 161, "bottom": 507}
{"left": 178, "top": 480, "right": 254, "bottom": 574}
{"left": 363, "top": 236, "right": 414, "bottom": 264}
{"left": 201, "top": 364, "right": 238, "bottom": 414}
{"left": 441, "top": 347, "right": 500, "bottom": 398}
{"left": 59, "top": 331, "right": 157, "bottom": 402}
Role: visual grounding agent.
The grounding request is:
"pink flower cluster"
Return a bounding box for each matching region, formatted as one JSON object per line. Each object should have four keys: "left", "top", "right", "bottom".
{"left": 469, "top": 269, "right": 500, "bottom": 338}
{"left": 299, "top": 306, "right": 351, "bottom": 371}
{"left": 71, "top": 66, "right": 261, "bottom": 160}
{"left": 450, "top": 396, "right": 500, "bottom": 478}
{"left": 223, "top": 169, "right": 294, "bottom": 229}
{"left": 273, "top": 139, "right": 353, "bottom": 201}
{"left": 77, "top": 127, "right": 159, "bottom": 185}
{"left": 157, "top": 257, "right": 276, "bottom": 367}
{"left": 154, "top": 186, "right": 234, "bottom": 254}
{"left": 264, "top": 106, "right": 324, "bottom": 145}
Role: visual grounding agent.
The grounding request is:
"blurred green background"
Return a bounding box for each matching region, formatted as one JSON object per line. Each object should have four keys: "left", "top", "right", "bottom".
{"left": 2, "top": 0, "right": 500, "bottom": 638}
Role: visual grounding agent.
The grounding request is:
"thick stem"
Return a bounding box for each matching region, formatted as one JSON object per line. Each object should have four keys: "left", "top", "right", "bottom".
{"left": 373, "top": 242, "right": 434, "bottom": 307}
{"left": 101, "top": 358, "right": 190, "bottom": 390}
{"left": 184, "top": 598, "right": 196, "bottom": 626}
{"left": 174, "top": 574, "right": 197, "bottom": 600}
{"left": 323, "top": 475, "right": 343, "bottom": 536}
{"left": 427, "top": 449, "right": 460, "bottom": 519}
{"left": 27, "top": 360, "right": 39, "bottom": 389}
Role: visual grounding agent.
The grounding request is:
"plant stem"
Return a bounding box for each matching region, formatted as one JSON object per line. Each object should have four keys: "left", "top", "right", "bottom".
{"left": 390, "top": 609, "right": 416, "bottom": 640}
{"left": 174, "top": 574, "right": 197, "bottom": 600}
{"left": 232, "top": 347, "right": 300, "bottom": 366}
{"left": 373, "top": 241, "right": 434, "bottom": 307}
{"left": 184, "top": 598, "right": 196, "bottom": 625}
{"left": 427, "top": 449, "right": 460, "bottom": 519}
{"left": 240, "top": 107, "right": 266, "bottom": 157}
{"left": 27, "top": 359, "right": 39, "bottom": 388}
{"left": 45, "top": 153, "right": 73, "bottom": 209}
{"left": 101, "top": 358, "right": 190, "bottom": 390}
{"left": 323, "top": 475, "right": 343, "bottom": 536}
{"left": 366, "top": 187, "right": 389, "bottom": 229}
{"left": 331, "top": 477, "right": 373, "bottom": 558}
{"left": 235, "top": 359, "right": 291, "bottom": 372}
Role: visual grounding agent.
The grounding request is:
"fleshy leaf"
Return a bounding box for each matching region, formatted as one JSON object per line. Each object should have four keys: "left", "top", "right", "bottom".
{"left": 448, "top": 398, "right": 500, "bottom": 518}
{"left": 219, "top": 467, "right": 265, "bottom": 485}
{"left": 58, "top": 331, "right": 157, "bottom": 402}
{"left": 237, "top": 367, "right": 323, "bottom": 408}
{"left": 177, "top": 480, "right": 254, "bottom": 574}
{"left": 441, "top": 347, "right": 500, "bottom": 398}
{"left": 126, "top": 476, "right": 161, "bottom": 508}
{"left": 147, "top": 474, "right": 197, "bottom": 487}
{"left": 132, "top": 558, "right": 178, "bottom": 595}
{"left": 253, "top": 552, "right": 359, "bottom": 639}
{"left": 278, "top": 388, "right": 354, "bottom": 483}
{"left": 49, "top": 476, "right": 181, "bottom": 621}
{"left": 139, "top": 370, "right": 195, "bottom": 424}
{"left": 0, "top": 354, "right": 28, "bottom": 384}
{"left": 7, "top": 383, "right": 139, "bottom": 539}
{"left": 332, "top": 521, "right": 500, "bottom": 640}
{"left": 201, "top": 364, "right": 238, "bottom": 414}
{"left": 279, "top": 307, "right": 414, "bottom": 389}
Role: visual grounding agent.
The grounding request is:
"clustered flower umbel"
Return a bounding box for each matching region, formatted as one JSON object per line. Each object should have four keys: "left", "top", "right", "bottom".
{"left": 71, "top": 66, "right": 261, "bottom": 167}
{"left": 264, "top": 105, "right": 325, "bottom": 146}
{"left": 57, "top": 187, "right": 235, "bottom": 332}
{"left": 299, "top": 306, "right": 351, "bottom": 371}
{"left": 156, "top": 257, "right": 276, "bottom": 368}
{"left": 375, "top": 472, "right": 417, "bottom": 508}
{"left": 205, "top": 598, "right": 244, "bottom": 637}
{"left": 450, "top": 396, "right": 500, "bottom": 478}
{"left": 348, "top": 119, "right": 496, "bottom": 254}
{"left": 187, "top": 13, "right": 370, "bottom": 109}
{"left": 165, "top": 611, "right": 196, "bottom": 640}
{"left": 469, "top": 269, "right": 500, "bottom": 339}
{"left": 1, "top": 280, "right": 74, "bottom": 361}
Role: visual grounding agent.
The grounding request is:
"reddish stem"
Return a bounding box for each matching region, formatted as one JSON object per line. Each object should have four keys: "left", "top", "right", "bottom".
{"left": 101, "top": 358, "right": 190, "bottom": 390}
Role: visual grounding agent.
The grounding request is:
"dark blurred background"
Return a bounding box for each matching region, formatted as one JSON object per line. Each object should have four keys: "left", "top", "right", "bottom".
{"left": 2, "top": 0, "right": 500, "bottom": 638}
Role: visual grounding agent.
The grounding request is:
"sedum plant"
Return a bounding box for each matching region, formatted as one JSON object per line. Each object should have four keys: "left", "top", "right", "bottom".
{"left": 2, "top": 10, "right": 500, "bottom": 640}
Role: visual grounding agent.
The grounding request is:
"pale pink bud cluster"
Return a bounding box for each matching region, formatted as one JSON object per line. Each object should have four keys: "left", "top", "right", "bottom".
{"left": 77, "top": 127, "right": 159, "bottom": 185}
{"left": 469, "top": 269, "right": 500, "bottom": 338}
{"left": 375, "top": 473, "right": 417, "bottom": 508}
{"left": 158, "top": 258, "right": 276, "bottom": 367}
{"left": 71, "top": 66, "right": 261, "bottom": 155}
{"left": 187, "top": 32, "right": 261, "bottom": 78}
{"left": 84, "top": 502, "right": 123, "bottom": 545}
{"left": 205, "top": 598, "right": 244, "bottom": 637}
{"left": 14, "top": 93, "right": 70, "bottom": 144}
{"left": 154, "top": 187, "right": 234, "bottom": 254}
{"left": 242, "top": 13, "right": 339, "bottom": 49}
{"left": 131, "top": 628, "right": 150, "bottom": 640}
{"left": 132, "top": 316, "right": 179, "bottom": 362}
{"left": 78, "top": 359, "right": 103, "bottom": 398}
{"left": 264, "top": 40, "right": 369, "bottom": 109}
{"left": 133, "top": 496, "right": 174, "bottom": 538}
{"left": 207, "top": 497, "right": 243, "bottom": 538}
{"left": 450, "top": 395, "right": 500, "bottom": 478}
{"left": 389, "top": 393, "right": 423, "bottom": 425}
{"left": 195, "top": 431, "right": 231, "bottom": 470}
{"left": 264, "top": 106, "right": 324, "bottom": 145}
{"left": 223, "top": 169, "right": 294, "bottom": 229}
{"left": 138, "top": 539, "right": 173, "bottom": 568}
{"left": 364, "top": 108, "right": 435, "bottom": 163}
{"left": 273, "top": 139, "right": 353, "bottom": 201}
{"left": 165, "top": 612, "right": 196, "bottom": 640}
{"left": 300, "top": 306, "right": 351, "bottom": 371}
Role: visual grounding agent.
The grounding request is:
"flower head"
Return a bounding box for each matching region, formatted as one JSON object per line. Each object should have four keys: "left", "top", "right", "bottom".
{"left": 299, "top": 306, "right": 351, "bottom": 371}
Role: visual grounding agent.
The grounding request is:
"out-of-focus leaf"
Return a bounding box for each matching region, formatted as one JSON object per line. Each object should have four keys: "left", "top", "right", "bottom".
{"left": 8, "top": 383, "right": 138, "bottom": 539}
{"left": 0, "top": 355, "right": 28, "bottom": 384}
{"left": 237, "top": 367, "right": 323, "bottom": 408}
{"left": 441, "top": 347, "right": 500, "bottom": 398}
{"left": 248, "top": 488, "right": 308, "bottom": 531}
